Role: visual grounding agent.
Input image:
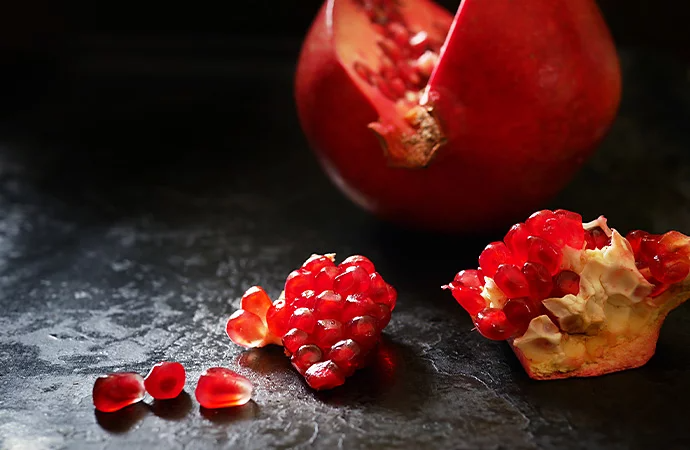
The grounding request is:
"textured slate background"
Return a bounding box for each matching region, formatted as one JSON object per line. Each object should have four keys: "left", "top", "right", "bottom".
{"left": 1, "top": 13, "right": 690, "bottom": 450}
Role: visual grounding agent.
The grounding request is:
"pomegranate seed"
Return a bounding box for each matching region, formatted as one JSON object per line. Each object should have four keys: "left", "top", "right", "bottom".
{"left": 504, "top": 223, "right": 530, "bottom": 263}
{"left": 342, "top": 294, "right": 378, "bottom": 323}
{"left": 453, "top": 269, "right": 485, "bottom": 289}
{"left": 226, "top": 309, "right": 267, "bottom": 348}
{"left": 339, "top": 255, "right": 376, "bottom": 274}
{"left": 313, "top": 319, "right": 344, "bottom": 351}
{"left": 541, "top": 217, "right": 568, "bottom": 248}
{"left": 626, "top": 230, "right": 649, "bottom": 254}
{"left": 292, "top": 290, "right": 317, "bottom": 309}
{"left": 585, "top": 227, "right": 610, "bottom": 250}
{"left": 386, "top": 22, "right": 410, "bottom": 46}
{"left": 345, "top": 315, "right": 380, "bottom": 350}
{"left": 283, "top": 328, "right": 310, "bottom": 354}
{"left": 288, "top": 307, "right": 317, "bottom": 334}
{"left": 285, "top": 269, "right": 314, "bottom": 301}
{"left": 328, "top": 339, "right": 361, "bottom": 376}
{"left": 554, "top": 209, "right": 582, "bottom": 222}
{"left": 373, "top": 304, "right": 392, "bottom": 328}
{"left": 266, "top": 299, "right": 291, "bottom": 339}
{"left": 650, "top": 282, "right": 671, "bottom": 298}
{"left": 479, "top": 241, "right": 514, "bottom": 277}
{"left": 368, "top": 271, "right": 388, "bottom": 298}
{"left": 302, "top": 254, "right": 336, "bottom": 273}
{"left": 292, "top": 344, "right": 322, "bottom": 374}
{"left": 554, "top": 212, "right": 586, "bottom": 248}
{"left": 384, "top": 284, "right": 398, "bottom": 310}
{"left": 304, "top": 361, "right": 346, "bottom": 391}
{"left": 194, "top": 367, "right": 252, "bottom": 409}
{"left": 649, "top": 253, "right": 690, "bottom": 284}
{"left": 474, "top": 308, "right": 515, "bottom": 341}
{"left": 448, "top": 284, "right": 486, "bottom": 315}
{"left": 388, "top": 77, "right": 407, "bottom": 97}
{"left": 376, "top": 78, "right": 399, "bottom": 100}
{"left": 378, "top": 38, "right": 403, "bottom": 61}
{"left": 503, "top": 298, "right": 537, "bottom": 336}
{"left": 240, "top": 286, "right": 273, "bottom": 319}
{"left": 313, "top": 290, "right": 344, "bottom": 320}
{"left": 494, "top": 264, "right": 531, "bottom": 298}
{"left": 144, "top": 361, "right": 186, "bottom": 400}
{"left": 527, "top": 236, "right": 563, "bottom": 275}
{"left": 659, "top": 231, "right": 690, "bottom": 257}
{"left": 93, "top": 372, "right": 145, "bottom": 413}
{"left": 409, "top": 31, "right": 429, "bottom": 57}
{"left": 397, "top": 61, "right": 421, "bottom": 88}
{"left": 522, "top": 262, "right": 553, "bottom": 301}
{"left": 333, "top": 266, "right": 370, "bottom": 296}
{"left": 526, "top": 210, "right": 556, "bottom": 234}
{"left": 552, "top": 270, "right": 581, "bottom": 297}
{"left": 314, "top": 266, "right": 339, "bottom": 292}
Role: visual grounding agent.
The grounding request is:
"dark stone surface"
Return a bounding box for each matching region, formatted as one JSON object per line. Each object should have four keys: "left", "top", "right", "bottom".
{"left": 0, "top": 44, "right": 689, "bottom": 450}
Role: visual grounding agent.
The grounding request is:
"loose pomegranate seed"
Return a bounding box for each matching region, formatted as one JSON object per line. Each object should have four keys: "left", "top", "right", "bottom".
{"left": 240, "top": 286, "right": 273, "bottom": 318}
{"left": 526, "top": 210, "right": 556, "bottom": 234}
{"left": 93, "top": 372, "right": 145, "bottom": 413}
{"left": 292, "top": 344, "right": 323, "bottom": 373}
{"left": 194, "top": 367, "right": 252, "bottom": 409}
{"left": 503, "top": 298, "right": 537, "bottom": 336}
{"left": 144, "top": 361, "right": 186, "bottom": 400}
{"left": 288, "top": 307, "right": 317, "bottom": 334}
{"left": 305, "top": 361, "right": 346, "bottom": 390}
{"left": 313, "top": 319, "right": 344, "bottom": 351}
{"left": 527, "top": 236, "right": 563, "bottom": 275}
{"left": 302, "top": 254, "right": 336, "bottom": 273}
{"left": 453, "top": 269, "right": 485, "bottom": 290}
{"left": 328, "top": 339, "right": 361, "bottom": 377}
{"left": 339, "top": 255, "right": 376, "bottom": 275}
{"left": 649, "top": 253, "right": 690, "bottom": 284}
{"left": 226, "top": 309, "right": 268, "bottom": 348}
{"left": 285, "top": 269, "right": 314, "bottom": 301}
{"left": 504, "top": 223, "right": 530, "bottom": 263}
{"left": 314, "top": 266, "right": 339, "bottom": 292}
{"left": 522, "top": 262, "right": 553, "bottom": 301}
{"left": 474, "top": 308, "right": 515, "bottom": 341}
{"left": 552, "top": 270, "right": 581, "bottom": 297}
{"left": 494, "top": 264, "right": 531, "bottom": 298}
{"left": 479, "top": 241, "right": 514, "bottom": 277}
{"left": 283, "top": 328, "right": 310, "bottom": 354}
{"left": 446, "top": 284, "right": 486, "bottom": 315}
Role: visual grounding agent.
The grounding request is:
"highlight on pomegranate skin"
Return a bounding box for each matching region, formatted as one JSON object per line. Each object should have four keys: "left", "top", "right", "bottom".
{"left": 443, "top": 209, "right": 690, "bottom": 380}
{"left": 295, "top": 0, "right": 621, "bottom": 233}
{"left": 226, "top": 254, "right": 397, "bottom": 390}
{"left": 144, "top": 361, "right": 186, "bottom": 400}
{"left": 194, "top": 367, "right": 253, "bottom": 409}
{"left": 92, "top": 372, "right": 146, "bottom": 413}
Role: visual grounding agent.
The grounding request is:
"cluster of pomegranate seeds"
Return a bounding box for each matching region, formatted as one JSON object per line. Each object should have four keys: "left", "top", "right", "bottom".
{"left": 93, "top": 372, "right": 146, "bottom": 413}
{"left": 144, "top": 361, "right": 186, "bottom": 400}
{"left": 627, "top": 230, "right": 690, "bottom": 297}
{"left": 194, "top": 367, "right": 253, "bottom": 409}
{"left": 226, "top": 254, "right": 397, "bottom": 390}
{"left": 351, "top": 0, "right": 443, "bottom": 103}
{"left": 444, "top": 209, "right": 587, "bottom": 340}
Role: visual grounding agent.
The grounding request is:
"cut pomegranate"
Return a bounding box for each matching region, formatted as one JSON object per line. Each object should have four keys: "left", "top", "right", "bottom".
{"left": 444, "top": 209, "right": 690, "bottom": 380}
{"left": 194, "top": 367, "right": 253, "bottom": 409}
{"left": 144, "top": 361, "right": 186, "bottom": 400}
{"left": 226, "top": 253, "right": 396, "bottom": 390}
{"left": 295, "top": 0, "right": 621, "bottom": 232}
{"left": 92, "top": 372, "right": 145, "bottom": 413}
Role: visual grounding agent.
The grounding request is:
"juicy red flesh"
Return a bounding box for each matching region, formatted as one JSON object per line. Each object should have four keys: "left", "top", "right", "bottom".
{"left": 627, "top": 230, "right": 690, "bottom": 295}
{"left": 226, "top": 254, "right": 396, "bottom": 390}
{"left": 93, "top": 372, "right": 145, "bottom": 413}
{"left": 474, "top": 308, "right": 514, "bottom": 341}
{"left": 144, "top": 361, "right": 186, "bottom": 400}
{"left": 194, "top": 367, "right": 253, "bottom": 409}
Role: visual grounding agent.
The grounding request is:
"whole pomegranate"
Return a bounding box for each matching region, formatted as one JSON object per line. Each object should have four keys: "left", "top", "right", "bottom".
{"left": 295, "top": 0, "right": 621, "bottom": 232}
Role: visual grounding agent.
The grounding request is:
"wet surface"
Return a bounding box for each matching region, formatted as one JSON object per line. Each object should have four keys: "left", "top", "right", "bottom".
{"left": 0, "top": 46, "right": 689, "bottom": 449}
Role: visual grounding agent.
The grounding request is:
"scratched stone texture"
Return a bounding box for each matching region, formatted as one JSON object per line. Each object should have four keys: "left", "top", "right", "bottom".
{"left": 0, "top": 47, "right": 689, "bottom": 450}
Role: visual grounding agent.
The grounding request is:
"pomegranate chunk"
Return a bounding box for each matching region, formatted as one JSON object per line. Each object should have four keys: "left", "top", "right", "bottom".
{"left": 144, "top": 361, "right": 186, "bottom": 400}
{"left": 445, "top": 209, "right": 690, "bottom": 380}
{"left": 226, "top": 254, "right": 396, "bottom": 390}
{"left": 195, "top": 367, "right": 253, "bottom": 409}
{"left": 92, "top": 372, "right": 145, "bottom": 413}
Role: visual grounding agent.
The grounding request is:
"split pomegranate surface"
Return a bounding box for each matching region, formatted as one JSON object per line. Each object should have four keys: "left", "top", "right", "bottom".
{"left": 444, "top": 209, "right": 690, "bottom": 379}
{"left": 226, "top": 254, "right": 397, "bottom": 390}
{"left": 295, "top": 0, "right": 621, "bottom": 232}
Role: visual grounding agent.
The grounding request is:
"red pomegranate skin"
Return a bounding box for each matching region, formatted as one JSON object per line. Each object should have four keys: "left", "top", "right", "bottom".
{"left": 295, "top": 0, "right": 621, "bottom": 233}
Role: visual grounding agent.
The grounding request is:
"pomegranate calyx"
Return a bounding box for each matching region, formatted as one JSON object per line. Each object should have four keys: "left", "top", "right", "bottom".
{"left": 368, "top": 105, "right": 446, "bottom": 169}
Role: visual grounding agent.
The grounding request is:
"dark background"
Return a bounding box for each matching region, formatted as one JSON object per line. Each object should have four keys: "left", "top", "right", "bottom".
{"left": 1, "top": 1, "right": 690, "bottom": 449}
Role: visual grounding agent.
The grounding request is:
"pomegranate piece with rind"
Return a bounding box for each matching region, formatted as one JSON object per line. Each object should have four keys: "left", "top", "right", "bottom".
{"left": 444, "top": 209, "right": 690, "bottom": 380}
{"left": 195, "top": 367, "right": 253, "bottom": 409}
{"left": 226, "top": 253, "right": 396, "bottom": 390}
{"left": 92, "top": 372, "right": 145, "bottom": 413}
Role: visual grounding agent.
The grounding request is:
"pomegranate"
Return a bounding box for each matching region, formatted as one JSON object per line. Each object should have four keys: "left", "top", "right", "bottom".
{"left": 443, "top": 209, "right": 690, "bottom": 379}
{"left": 226, "top": 254, "right": 396, "bottom": 390}
{"left": 295, "top": 0, "right": 621, "bottom": 232}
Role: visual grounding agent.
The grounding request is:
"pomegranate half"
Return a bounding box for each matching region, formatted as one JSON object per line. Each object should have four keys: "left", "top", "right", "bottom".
{"left": 444, "top": 209, "right": 690, "bottom": 380}
{"left": 295, "top": 0, "right": 621, "bottom": 232}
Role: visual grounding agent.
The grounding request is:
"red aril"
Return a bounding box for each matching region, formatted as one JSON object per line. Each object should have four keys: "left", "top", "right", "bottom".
{"left": 93, "top": 372, "right": 145, "bottom": 413}
{"left": 552, "top": 271, "right": 581, "bottom": 297}
{"left": 474, "top": 308, "right": 514, "bottom": 341}
{"left": 144, "top": 362, "right": 186, "bottom": 400}
{"left": 526, "top": 236, "right": 563, "bottom": 276}
{"left": 444, "top": 284, "right": 485, "bottom": 316}
{"left": 453, "top": 269, "right": 484, "bottom": 290}
{"left": 479, "top": 242, "right": 513, "bottom": 278}
{"left": 504, "top": 223, "right": 530, "bottom": 263}
{"left": 521, "top": 262, "right": 553, "bottom": 302}
{"left": 494, "top": 264, "right": 530, "bottom": 299}
{"left": 503, "top": 298, "right": 537, "bottom": 336}
{"left": 295, "top": 0, "right": 621, "bottom": 233}
{"left": 195, "top": 368, "right": 252, "bottom": 409}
